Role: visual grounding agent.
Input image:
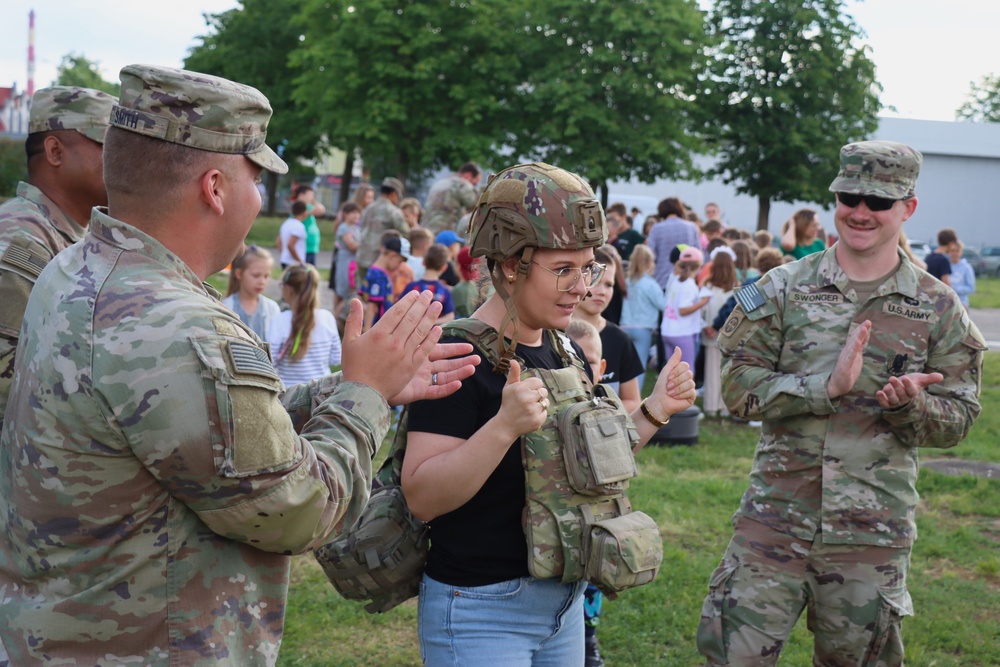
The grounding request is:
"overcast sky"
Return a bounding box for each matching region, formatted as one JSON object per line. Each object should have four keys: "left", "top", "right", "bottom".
{"left": 1, "top": 0, "right": 997, "bottom": 122}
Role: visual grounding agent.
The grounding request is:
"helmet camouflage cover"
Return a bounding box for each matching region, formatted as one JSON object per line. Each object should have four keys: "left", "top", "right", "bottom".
{"left": 468, "top": 162, "right": 607, "bottom": 261}
{"left": 467, "top": 163, "right": 607, "bottom": 374}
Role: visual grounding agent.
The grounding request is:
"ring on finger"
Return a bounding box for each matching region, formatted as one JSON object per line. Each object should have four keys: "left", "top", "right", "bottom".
{"left": 431, "top": 372, "right": 438, "bottom": 386}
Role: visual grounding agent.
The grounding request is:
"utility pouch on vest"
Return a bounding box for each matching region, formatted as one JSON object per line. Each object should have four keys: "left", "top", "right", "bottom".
{"left": 558, "top": 384, "right": 639, "bottom": 496}
{"left": 314, "top": 484, "right": 428, "bottom": 613}
{"left": 585, "top": 511, "right": 662, "bottom": 599}
{"left": 523, "top": 365, "right": 661, "bottom": 596}
{"left": 314, "top": 406, "right": 427, "bottom": 614}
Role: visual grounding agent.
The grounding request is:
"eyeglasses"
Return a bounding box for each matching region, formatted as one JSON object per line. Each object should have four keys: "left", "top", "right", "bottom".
{"left": 836, "top": 192, "right": 909, "bottom": 212}
{"left": 531, "top": 262, "right": 606, "bottom": 292}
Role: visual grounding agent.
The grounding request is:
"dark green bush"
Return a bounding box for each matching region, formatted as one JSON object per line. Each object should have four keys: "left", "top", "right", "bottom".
{"left": 0, "top": 137, "right": 27, "bottom": 198}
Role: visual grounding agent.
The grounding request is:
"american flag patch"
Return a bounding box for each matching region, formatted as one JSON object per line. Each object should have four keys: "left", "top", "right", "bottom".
{"left": 735, "top": 282, "right": 766, "bottom": 313}
{"left": 226, "top": 341, "right": 279, "bottom": 380}
{"left": 1, "top": 241, "right": 48, "bottom": 278}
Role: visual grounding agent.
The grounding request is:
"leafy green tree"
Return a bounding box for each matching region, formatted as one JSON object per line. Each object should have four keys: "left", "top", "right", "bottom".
{"left": 507, "top": 0, "right": 709, "bottom": 203}
{"left": 53, "top": 54, "right": 120, "bottom": 96}
{"left": 292, "top": 0, "right": 526, "bottom": 184}
{"left": 703, "top": 0, "right": 881, "bottom": 229}
{"left": 186, "top": 0, "right": 326, "bottom": 214}
{"left": 957, "top": 73, "right": 1000, "bottom": 123}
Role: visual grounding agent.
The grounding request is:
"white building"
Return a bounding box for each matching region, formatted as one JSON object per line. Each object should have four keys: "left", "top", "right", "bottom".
{"left": 605, "top": 116, "right": 1000, "bottom": 249}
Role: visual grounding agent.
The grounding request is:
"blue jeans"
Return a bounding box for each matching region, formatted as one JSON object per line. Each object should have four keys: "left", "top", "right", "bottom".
{"left": 623, "top": 326, "right": 654, "bottom": 388}
{"left": 418, "top": 575, "right": 586, "bottom": 666}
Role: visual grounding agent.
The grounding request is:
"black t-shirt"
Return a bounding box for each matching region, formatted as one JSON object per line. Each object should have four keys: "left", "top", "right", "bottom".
{"left": 407, "top": 330, "right": 590, "bottom": 586}
{"left": 924, "top": 251, "right": 952, "bottom": 281}
{"left": 439, "top": 261, "right": 460, "bottom": 287}
{"left": 599, "top": 321, "right": 645, "bottom": 391}
{"left": 612, "top": 228, "right": 646, "bottom": 261}
{"left": 604, "top": 287, "right": 623, "bottom": 325}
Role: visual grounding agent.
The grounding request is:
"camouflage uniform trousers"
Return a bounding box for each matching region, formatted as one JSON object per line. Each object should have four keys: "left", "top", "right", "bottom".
{"left": 697, "top": 516, "right": 912, "bottom": 667}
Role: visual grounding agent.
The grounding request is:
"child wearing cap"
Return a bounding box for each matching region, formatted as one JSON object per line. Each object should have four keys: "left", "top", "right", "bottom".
{"left": 435, "top": 229, "right": 464, "bottom": 286}
{"left": 361, "top": 231, "right": 407, "bottom": 331}
{"left": 661, "top": 245, "right": 710, "bottom": 366}
{"left": 402, "top": 243, "right": 455, "bottom": 325}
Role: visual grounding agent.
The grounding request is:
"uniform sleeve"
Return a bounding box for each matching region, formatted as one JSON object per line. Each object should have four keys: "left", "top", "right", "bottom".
{"left": 459, "top": 182, "right": 479, "bottom": 210}
{"left": 0, "top": 234, "right": 55, "bottom": 339}
{"left": 880, "top": 308, "right": 985, "bottom": 449}
{"left": 717, "top": 276, "right": 838, "bottom": 421}
{"left": 117, "top": 325, "right": 389, "bottom": 556}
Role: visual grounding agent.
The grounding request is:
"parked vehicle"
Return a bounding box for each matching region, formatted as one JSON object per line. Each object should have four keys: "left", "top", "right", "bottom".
{"left": 962, "top": 247, "right": 983, "bottom": 277}
{"left": 909, "top": 241, "right": 931, "bottom": 261}
{"left": 981, "top": 246, "right": 1000, "bottom": 277}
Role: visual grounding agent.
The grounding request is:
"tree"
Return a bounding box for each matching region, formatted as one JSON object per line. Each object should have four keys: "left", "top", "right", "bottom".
{"left": 292, "top": 0, "right": 526, "bottom": 184}
{"left": 957, "top": 73, "right": 1000, "bottom": 123}
{"left": 53, "top": 54, "right": 120, "bottom": 96}
{"left": 186, "top": 0, "right": 327, "bottom": 214}
{"left": 703, "top": 0, "right": 881, "bottom": 230}
{"left": 507, "top": 0, "right": 709, "bottom": 204}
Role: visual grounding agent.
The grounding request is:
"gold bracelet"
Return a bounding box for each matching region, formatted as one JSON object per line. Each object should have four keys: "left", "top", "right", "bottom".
{"left": 639, "top": 399, "right": 670, "bottom": 428}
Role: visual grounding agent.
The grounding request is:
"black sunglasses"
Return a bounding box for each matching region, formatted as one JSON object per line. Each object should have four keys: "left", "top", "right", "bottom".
{"left": 836, "top": 192, "right": 908, "bottom": 212}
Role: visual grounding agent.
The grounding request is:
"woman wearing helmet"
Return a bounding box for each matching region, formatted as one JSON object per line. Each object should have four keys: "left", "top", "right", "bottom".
{"left": 401, "top": 163, "right": 695, "bottom": 665}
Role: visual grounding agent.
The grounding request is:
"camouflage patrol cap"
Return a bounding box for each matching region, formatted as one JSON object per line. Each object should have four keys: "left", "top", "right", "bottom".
{"left": 28, "top": 86, "right": 116, "bottom": 144}
{"left": 828, "top": 140, "right": 922, "bottom": 199}
{"left": 109, "top": 64, "right": 287, "bottom": 174}
{"left": 382, "top": 177, "right": 405, "bottom": 197}
{"left": 467, "top": 162, "right": 607, "bottom": 262}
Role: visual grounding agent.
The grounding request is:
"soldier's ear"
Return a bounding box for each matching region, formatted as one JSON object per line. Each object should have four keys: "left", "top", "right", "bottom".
{"left": 42, "top": 134, "right": 65, "bottom": 168}
{"left": 199, "top": 168, "right": 226, "bottom": 216}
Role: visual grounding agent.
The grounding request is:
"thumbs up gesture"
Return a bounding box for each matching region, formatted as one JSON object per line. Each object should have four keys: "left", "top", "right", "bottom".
{"left": 498, "top": 360, "right": 550, "bottom": 437}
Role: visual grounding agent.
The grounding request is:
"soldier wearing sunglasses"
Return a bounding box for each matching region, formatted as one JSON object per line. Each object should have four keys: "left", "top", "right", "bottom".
{"left": 697, "top": 140, "right": 986, "bottom": 666}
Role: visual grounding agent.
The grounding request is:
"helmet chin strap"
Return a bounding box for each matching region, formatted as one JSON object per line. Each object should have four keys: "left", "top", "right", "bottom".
{"left": 492, "top": 247, "right": 535, "bottom": 375}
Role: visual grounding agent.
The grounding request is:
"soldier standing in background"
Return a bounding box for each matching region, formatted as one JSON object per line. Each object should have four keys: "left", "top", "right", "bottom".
{"left": 0, "top": 86, "right": 116, "bottom": 427}
{"left": 354, "top": 176, "right": 409, "bottom": 278}
{"left": 0, "top": 64, "right": 477, "bottom": 666}
{"left": 422, "top": 161, "right": 482, "bottom": 235}
{"left": 696, "top": 141, "right": 985, "bottom": 666}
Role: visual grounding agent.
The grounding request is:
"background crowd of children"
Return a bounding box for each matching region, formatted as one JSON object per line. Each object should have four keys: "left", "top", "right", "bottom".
{"left": 227, "top": 188, "right": 849, "bottom": 416}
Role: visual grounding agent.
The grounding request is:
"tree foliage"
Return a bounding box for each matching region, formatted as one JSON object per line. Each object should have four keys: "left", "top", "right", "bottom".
{"left": 186, "top": 0, "right": 327, "bottom": 213}
{"left": 956, "top": 73, "right": 1000, "bottom": 123}
{"left": 508, "top": 0, "right": 708, "bottom": 201}
{"left": 53, "top": 54, "right": 120, "bottom": 96}
{"left": 703, "top": 0, "right": 881, "bottom": 229}
{"left": 292, "top": 0, "right": 522, "bottom": 183}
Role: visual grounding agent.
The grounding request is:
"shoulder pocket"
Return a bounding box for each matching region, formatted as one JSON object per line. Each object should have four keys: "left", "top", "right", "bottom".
{"left": 191, "top": 335, "right": 300, "bottom": 477}
{"left": 0, "top": 237, "right": 52, "bottom": 338}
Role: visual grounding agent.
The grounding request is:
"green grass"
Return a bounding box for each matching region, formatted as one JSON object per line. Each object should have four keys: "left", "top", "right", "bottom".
{"left": 246, "top": 214, "right": 339, "bottom": 252}
{"left": 970, "top": 275, "right": 1000, "bottom": 309}
{"left": 275, "top": 354, "right": 1000, "bottom": 666}
{"left": 203, "top": 215, "right": 333, "bottom": 294}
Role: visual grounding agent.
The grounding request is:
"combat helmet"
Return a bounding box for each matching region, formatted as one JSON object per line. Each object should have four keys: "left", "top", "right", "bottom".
{"left": 467, "top": 162, "right": 608, "bottom": 372}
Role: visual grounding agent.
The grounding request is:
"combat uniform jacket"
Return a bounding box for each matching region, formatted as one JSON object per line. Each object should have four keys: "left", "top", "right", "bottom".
{"left": 422, "top": 175, "right": 479, "bottom": 235}
{"left": 719, "top": 247, "right": 984, "bottom": 548}
{"left": 0, "top": 181, "right": 87, "bottom": 422}
{"left": 355, "top": 197, "right": 409, "bottom": 268}
{"left": 0, "top": 209, "right": 390, "bottom": 666}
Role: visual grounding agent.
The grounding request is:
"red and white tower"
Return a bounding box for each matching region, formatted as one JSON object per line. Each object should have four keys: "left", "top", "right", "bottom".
{"left": 27, "top": 10, "right": 36, "bottom": 97}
